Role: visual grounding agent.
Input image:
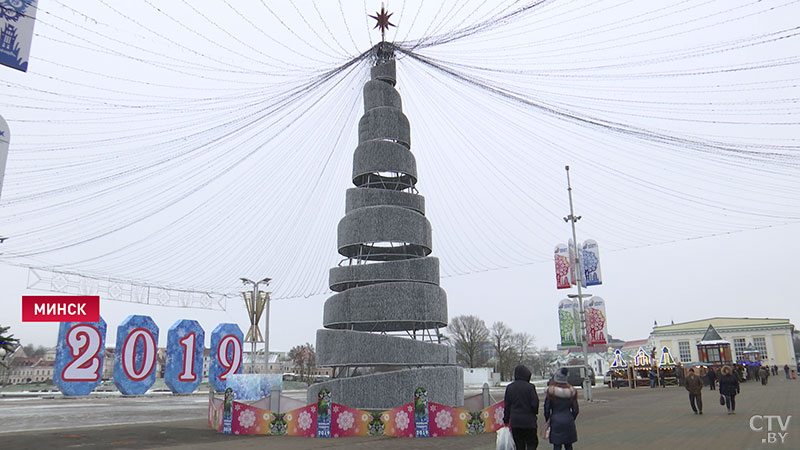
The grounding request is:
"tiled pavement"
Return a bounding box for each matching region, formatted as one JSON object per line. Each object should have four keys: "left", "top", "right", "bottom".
{"left": 3, "top": 376, "right": 797, "bottom": 449}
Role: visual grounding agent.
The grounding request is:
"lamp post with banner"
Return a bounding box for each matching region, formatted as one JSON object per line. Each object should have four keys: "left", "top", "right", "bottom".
{"left": 563, "top": 166, "right": 593, "bottom": 402}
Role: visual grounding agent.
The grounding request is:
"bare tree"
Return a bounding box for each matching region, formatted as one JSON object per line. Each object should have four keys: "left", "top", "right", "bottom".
{"left": 22, "top": 344, "right": 47, "bottom": 358}
{"left": 447, "top": 315, "right": 490, "bottom": 368}
{"left": 529, "top": 349, "right": 558, "bottom": 379}
{"left": 288, "top": 342, "right": 316, "bottom": 382}
{"left": 491, "top": 322, "right": 514, "bottom": 381}
{"left": 511, "top": 332, "right": 535, "bottom": 365}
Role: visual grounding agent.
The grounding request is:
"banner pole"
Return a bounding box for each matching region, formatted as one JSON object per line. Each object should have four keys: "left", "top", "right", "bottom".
{"left": 564, "top": 165, "right": 593, "bottom": 402}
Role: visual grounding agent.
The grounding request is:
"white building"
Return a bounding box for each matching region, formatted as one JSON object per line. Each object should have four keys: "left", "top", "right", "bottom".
{"left": 649, "top": 317, "right": 797, "bottom": 367}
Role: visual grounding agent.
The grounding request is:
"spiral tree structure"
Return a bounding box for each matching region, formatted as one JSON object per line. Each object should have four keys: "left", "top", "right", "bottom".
{"left": 307, "top": 43, "right": 463, "bottom": 410}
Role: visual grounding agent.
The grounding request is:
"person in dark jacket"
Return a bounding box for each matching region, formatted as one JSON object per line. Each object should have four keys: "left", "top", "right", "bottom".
{"left": 759, "top": 366, "right": 769, "bottom": 385}
{"left": 785, "top": 364, "right": 792, "bottom": 379}
{"left": 544, "top": 368, "right": 579, "bottom": 450}
{"left": 706, "top": 367, "right": 717, "bottom": 390}
{"left": 719, "top": 365, "right": 740, "bottom": 414}
{"left": 503, "top": 364, "right": 539, "bottom": 450}
{"left": 684, "top": 368, "right": 703, "bottom": 414}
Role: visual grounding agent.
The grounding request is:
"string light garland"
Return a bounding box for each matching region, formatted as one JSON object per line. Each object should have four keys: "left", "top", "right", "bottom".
{"left": 0, "top": 0, "right": 797, "bottom": 301}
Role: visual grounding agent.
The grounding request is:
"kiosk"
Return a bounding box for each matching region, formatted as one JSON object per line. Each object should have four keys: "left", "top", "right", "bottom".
{"left": 657, "top": 346, "right": 678, "bottom": 386}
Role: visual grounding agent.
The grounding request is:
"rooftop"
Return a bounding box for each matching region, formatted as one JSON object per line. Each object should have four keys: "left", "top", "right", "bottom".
{"left": 652, "top": 317, "right": 793, "bottom": 334}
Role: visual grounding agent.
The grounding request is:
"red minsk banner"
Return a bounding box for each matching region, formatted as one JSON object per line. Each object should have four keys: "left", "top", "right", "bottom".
{"left": 22, "top": 295, "right": 100, "bottom": 322}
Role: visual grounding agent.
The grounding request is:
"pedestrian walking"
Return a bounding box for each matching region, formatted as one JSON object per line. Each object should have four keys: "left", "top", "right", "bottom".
{"left": 684, "top": 368, "right": 703, "bottom": 414}
{"left": 659, "top": 370, "right": 666, "bottom": 388}
{"left": 759, "top": 366, "right": 769, "bottom": 385}
{"left": 544, "top": 367, "right": 579, "bottom": 450}
{"left": 648, "top": 369, "right": 657, "bottom": 388}
{"left": 719, "top": 365, "right": 740, "bottom": 415}
{"left": 706, "top": 367, "right": 717, "bottom": 391}
{"left": 785, "top": 364, "right": 791, "bottom": 380}
{"left": 503, "top": 364, "right": 539, "bottom": 450}
{"left": 735, "top": 365, "right": 745, "bottom": 382}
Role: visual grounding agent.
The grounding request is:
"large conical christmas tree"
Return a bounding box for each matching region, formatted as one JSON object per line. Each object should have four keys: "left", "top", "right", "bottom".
{"left": 307, "top": 43, "right": 463, "bottom": 410}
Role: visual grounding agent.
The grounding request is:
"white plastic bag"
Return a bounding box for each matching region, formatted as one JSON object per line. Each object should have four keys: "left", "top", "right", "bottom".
{"left": 496, "top": 426, "right": 516, "bottom": 450}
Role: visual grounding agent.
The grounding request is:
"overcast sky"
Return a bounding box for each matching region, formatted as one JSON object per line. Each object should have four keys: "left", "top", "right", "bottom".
{"left": 1, "top": 1, "right": 798, "bottom": 353}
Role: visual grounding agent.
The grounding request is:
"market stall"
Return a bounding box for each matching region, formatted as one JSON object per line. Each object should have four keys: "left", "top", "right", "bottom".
{"left": 657, "top": 346, "right": 678, "bottom": 386}
{"left": 632, "top": 347, "right": 655, "bottom": 387}
{"left": 608, "top": 349, "right": 632, "bottom": 388}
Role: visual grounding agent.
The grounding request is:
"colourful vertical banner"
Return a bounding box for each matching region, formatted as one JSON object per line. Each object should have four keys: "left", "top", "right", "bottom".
{"left": 222, "top": 388, "right": 235, "bottom": 434}
{"left": 581, "top": 239, "right": 603, "bottom": 286}
{"left": 571, "top": 300, "right": 582, "bottom": 344}
{"left": 0, "top": 0, "right": 38, "bottom": 72}
{"left": 414, "top": 387, "right": 430, "bottom": 437}
{"left": 568, "top": 239, "right": 584, "bottom": 287}
{"left": 316, "top": 389, "right": 331, "bottom": 438}
{"left": 558, "top": 298, "right": 578, "bottom": 346}
{"left": 554, "top": 244, "right": 571, "bottom": 289}
{"left": 585, "top": 296, "right": 608, "bottom": 346}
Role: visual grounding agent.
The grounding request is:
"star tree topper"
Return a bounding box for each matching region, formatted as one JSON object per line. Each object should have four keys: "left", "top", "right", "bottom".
{"left": 369, "top": 4, "right": 395, "bottom": 42}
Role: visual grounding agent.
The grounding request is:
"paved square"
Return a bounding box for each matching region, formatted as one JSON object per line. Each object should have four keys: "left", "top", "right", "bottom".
{"left": 2, "top": 378, "right": 797, "bottom": 449}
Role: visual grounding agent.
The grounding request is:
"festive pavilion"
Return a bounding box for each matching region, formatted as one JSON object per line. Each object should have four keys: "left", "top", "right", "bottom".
{"left": 632, "top": 347, "right": 654, "bottom": 387}
{"left": 608, "top": 349, "right": 631, "bottom": 388}
{"left": 657, "top": 346, "right": 679, "bottom": 386}
{"left": 696, "top": 325, "right": 733, "bottom": 367}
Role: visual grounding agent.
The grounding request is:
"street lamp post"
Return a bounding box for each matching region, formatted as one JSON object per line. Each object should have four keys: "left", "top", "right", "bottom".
{"left": 240, "top": 277, "right": 271, "bottom": 374}
{"left": 563, "top": 165, "right": 593, "bottom": 402}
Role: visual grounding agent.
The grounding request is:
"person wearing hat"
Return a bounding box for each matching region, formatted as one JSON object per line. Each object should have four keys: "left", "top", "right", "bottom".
{"left": 544, "top": 367, "right": 579, "bottom": 450}
{"left": 503, "top": 364, "right": 539, "bottom": 450}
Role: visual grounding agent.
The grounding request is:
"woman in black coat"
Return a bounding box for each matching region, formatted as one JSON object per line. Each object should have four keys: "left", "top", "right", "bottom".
{"left": 706, "top": 367, "right": 717, "bottom": 390}
{"left": 719, "top": 365, "right": 740, "bottom": 414}
{"left": 544, "top": 367, "right": 579, "bottom": 450}
{"left": 503, "top": 364, "right": 539, "bottom": 450}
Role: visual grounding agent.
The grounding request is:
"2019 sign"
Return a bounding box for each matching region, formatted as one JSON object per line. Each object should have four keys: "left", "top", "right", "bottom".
{"left": 53, "top": 315, "right": 242, "bottom": 396}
